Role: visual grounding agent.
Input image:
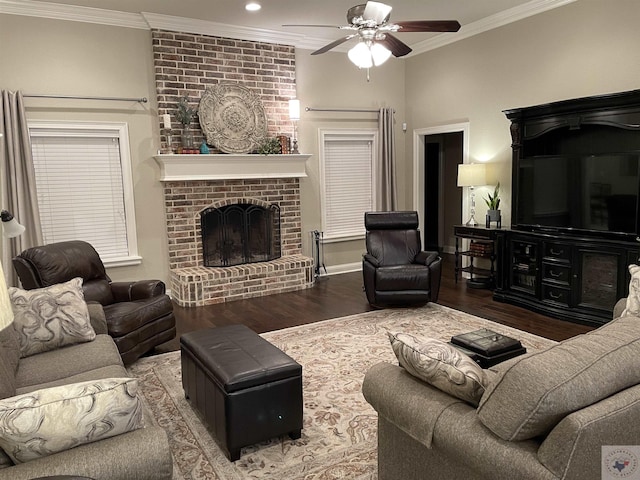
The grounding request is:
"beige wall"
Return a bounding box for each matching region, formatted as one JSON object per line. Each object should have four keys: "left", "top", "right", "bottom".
{"left": 2, "top": 0, "right": 640, "bottom": 283}
{"left": 405, "top": 0, "right": 640, "bottom": 230}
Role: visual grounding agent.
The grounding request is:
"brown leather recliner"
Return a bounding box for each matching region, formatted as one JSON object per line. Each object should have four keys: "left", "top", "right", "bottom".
{"left": 363, "top": 211, "right": 442, "bottom": 307}
{"left": 13, "top": 240, "right": 176, "bottom": 364}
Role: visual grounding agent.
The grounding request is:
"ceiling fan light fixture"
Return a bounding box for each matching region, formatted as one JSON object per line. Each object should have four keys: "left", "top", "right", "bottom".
{"left": 348, "top": 41, "right": 373, "bottom": 69}
{"left": 370, "top": 42, "right": 391, "bottom": 66}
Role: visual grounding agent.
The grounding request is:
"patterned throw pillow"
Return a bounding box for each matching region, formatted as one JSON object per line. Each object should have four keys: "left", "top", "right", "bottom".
{"left": 9, "top": 278, "right": 95, "bottom": 358}
{"left": 389, "top": 331, "right": 489, "bottom": 406}
{"left": 0, "top": 377, "right": 144, "bottom": 463}
{"left": 621, "top": 264, "right": 640, "bottom": 317}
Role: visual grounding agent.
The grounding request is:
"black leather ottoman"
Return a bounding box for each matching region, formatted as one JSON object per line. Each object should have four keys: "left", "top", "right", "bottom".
{"left": 180, "top": 325, "right": 303, "bottom": 461}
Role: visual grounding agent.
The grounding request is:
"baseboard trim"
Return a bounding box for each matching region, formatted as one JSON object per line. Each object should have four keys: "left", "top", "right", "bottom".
{"left": 319, "top": 262, "right": 362, "bottom": 277}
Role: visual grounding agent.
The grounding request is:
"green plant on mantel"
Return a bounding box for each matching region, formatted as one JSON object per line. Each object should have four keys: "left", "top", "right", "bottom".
{"left": 176, "top": 95, "right": 196, "bottom": 126}
{"left": 484, "top": 182, "right": 501, "bottom": 210}
{"left": 257, "top": 137, "right": 282, "bottom": 155}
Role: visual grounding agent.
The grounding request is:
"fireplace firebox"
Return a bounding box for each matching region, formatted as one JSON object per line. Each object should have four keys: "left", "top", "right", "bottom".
{"left": 201, "top": 203, "right": 281, "bottom": 267}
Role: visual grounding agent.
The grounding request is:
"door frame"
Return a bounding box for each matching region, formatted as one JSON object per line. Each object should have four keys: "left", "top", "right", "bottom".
{"left": 412, "top": 122, "right": 470, "bottom": 250}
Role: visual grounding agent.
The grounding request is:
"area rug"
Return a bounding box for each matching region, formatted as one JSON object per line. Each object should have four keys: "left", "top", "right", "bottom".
{"left": 127, "top": 303, "right": 557, "bottom": 480}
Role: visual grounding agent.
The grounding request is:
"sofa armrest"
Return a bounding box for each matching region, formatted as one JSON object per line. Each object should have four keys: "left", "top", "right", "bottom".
{"left": 415, "top": 251, "right": 440, "bottom": 266}
{"left": 86, "top": 301, "right": 108, "bottom": 335}
{"left": 111, "top": 280, "right": 166, "bottom": 302}
{"left": 363, "top": 253, "right": 380, "bottom": 268}
{"left": 538, "top": 383, "right": 640, "bottom": 480}
{"left": 613, "top": 297, "right": 627, "bottom": 319}
{"left": 363, "top": 362, "right": 464, "bottom": 448}
{"left": 0, "top": 424, "right": 172, "bottom": 480}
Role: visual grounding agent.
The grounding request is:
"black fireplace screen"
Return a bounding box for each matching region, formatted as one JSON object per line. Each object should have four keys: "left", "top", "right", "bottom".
{"left": 201, "top": 203, "right": 281, "bottom": 267}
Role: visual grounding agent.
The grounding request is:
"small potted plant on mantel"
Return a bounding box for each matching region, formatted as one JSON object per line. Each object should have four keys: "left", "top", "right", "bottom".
{"left": 485, "top": 182, "right": 501, "bottom": 227}
{"left": 176, "top": 95, "right": 197, "bottom": 151}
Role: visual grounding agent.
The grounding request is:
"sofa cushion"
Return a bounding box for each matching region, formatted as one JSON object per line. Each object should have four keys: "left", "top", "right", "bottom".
{"left": 477, "top": 315, "right": 640, "bottom": 441}
{"left": 9, "top": 278, "right": 95, "bottom": 358}
{"left": 389, "top": 332, "right": 489, "bottom": 406}
{"left": 621, "top": 264, "right": 640, "bottom": 317}
{"left": 15, "top": 334, "right": 122, "bottom": 392}
{"left": 0, "top": 377, "right": 144, "bottom": 463}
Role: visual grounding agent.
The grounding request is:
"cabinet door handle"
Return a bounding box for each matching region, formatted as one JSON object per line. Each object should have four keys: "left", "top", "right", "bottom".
{"left": 549, "top": 270, "right": 562, "bottom": 278}
{"left": 550, "top": 248, "right": 564, "bottom": 256}
{"left": 549, "top": 291, "right": 562, "bottom": 300}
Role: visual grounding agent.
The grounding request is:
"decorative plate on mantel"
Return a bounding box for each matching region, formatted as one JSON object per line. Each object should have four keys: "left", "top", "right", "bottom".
{"left": 198, "top": 84, "right": 267, "bottom": 154}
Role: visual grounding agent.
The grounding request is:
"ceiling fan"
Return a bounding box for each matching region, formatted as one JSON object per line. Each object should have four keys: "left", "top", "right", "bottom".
{"left": 284, "top": 1, "right": 460, "bottom": 68}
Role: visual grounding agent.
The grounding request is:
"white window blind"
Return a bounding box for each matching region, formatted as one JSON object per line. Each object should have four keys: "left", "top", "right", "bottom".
{"left": 321, "top": 131, "right": 377, "bottom": 239}
{"left": 29, "top": 122, "right": 139, "bottom": 265}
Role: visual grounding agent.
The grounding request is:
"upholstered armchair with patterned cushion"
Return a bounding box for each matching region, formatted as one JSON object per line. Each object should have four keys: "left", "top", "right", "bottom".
{"left": 12, "top": 240, "right": 176, "bottom": 364}
{"left": 363, "top": 211, "right": 442, "bottom": 307}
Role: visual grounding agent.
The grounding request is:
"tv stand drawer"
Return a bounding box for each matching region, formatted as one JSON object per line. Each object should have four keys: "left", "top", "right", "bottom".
{"left": 544, "top": 242, "right": 571, "bottom": 262}
{"left": 542, "top": 262, "right": 571, "bottom": 285}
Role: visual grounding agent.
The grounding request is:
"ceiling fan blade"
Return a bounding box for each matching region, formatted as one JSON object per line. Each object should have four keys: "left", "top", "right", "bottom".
{"left": 378, "top": 33, "right": 412, "bottom": 57}
{"left": 282, "top": 24, "right": 342, "bottom": 29}
{"left": 363, "top": 1, "right": 392, "bottom": 24}
{"left": 394, "top": 20, "right": 461, "bottom": 33}
{"left": 311, "top": 35, "right": 357, "bottom": 55}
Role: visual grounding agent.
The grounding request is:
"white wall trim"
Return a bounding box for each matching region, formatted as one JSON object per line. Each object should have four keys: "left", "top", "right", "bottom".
{"left": 412, "top": 122, "right": 470, "bottom": 238}
{"left": 1, "top": 0, "right": 576, "bottom": 52}
{"left": 409, "top": 0, "right": 578, "bottom": 56}
{"left": 320, "top": 262, "right": 362, "bottom": 277}
{"left": 0, "top": 0, "right": 148, "bottom": 29}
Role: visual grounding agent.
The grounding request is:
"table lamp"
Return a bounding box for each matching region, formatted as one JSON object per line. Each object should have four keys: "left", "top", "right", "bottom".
{"left": 457, "top": 163, "right": 487, "bottom": 226}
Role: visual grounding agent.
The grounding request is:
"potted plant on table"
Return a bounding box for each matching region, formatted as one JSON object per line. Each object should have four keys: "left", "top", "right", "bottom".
{"left": 485, "top": 182, "right": 501, "bottom": 226}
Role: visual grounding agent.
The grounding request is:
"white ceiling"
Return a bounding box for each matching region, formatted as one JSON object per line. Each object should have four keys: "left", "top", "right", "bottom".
{"left": 2, "top": 0, "right": 576, "bottom": 55}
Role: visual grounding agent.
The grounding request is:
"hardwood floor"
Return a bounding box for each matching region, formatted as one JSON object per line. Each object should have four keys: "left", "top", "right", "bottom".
{"left": 155, "top": 253, "right": 594, "bottom": 354}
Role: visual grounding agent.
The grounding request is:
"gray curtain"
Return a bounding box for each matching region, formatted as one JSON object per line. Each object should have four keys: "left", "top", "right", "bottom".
{"left": 1, "top": 90, "right": 43, "bottom": 286}
{"left": 377, "top": 107, "right": 397, "bottom": 211}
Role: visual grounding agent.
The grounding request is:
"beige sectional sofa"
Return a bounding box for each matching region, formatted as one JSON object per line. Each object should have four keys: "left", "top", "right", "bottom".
{"left": 0, "top": 302, "right": 172, "bottom": 480}
{"left": 363, "top": 299, "right": 640, "bottom": 480}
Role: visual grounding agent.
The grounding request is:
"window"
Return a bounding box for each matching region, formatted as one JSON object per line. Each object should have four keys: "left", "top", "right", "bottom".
{"left": 319, "top": 129, "right": 377, "bottom": 241}
{"left": 29, "top": 121, "right": 140, "bottom": 267}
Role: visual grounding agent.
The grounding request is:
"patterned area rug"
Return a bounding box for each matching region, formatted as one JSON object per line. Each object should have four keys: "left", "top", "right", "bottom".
{"left": 127, "top": 303, "right": 556, "bottom": 480}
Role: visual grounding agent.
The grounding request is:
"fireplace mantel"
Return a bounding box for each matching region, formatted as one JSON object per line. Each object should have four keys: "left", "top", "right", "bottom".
{"left": 154, "top": 154, "right": 310, "bottom": 181}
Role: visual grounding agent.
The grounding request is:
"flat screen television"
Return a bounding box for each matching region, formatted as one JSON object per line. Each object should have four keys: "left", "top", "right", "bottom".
{"left": 515, "top": 153, "right": 640, "bottom": 238}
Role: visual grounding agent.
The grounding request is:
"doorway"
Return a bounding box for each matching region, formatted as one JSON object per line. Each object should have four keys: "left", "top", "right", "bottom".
{"left": 413, "top": 123, "right": 469, "bottom": 254}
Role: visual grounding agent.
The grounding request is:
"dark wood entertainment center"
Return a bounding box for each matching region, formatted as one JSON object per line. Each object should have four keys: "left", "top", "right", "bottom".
{"left": 493, "top": 89, "right": 640, "bottom": 326}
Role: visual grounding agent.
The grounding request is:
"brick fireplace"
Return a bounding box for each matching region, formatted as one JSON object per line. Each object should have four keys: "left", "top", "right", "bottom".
{"left": 156, "top": 154, "right": 314, "bottom": 307}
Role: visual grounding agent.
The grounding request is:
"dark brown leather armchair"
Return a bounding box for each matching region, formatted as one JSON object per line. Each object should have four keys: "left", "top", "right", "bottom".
{"left": 13, "top": 240, "right": 176, "bottom": 364}
{"left": 363, "top": 211, "right": 442, "bottom": 307}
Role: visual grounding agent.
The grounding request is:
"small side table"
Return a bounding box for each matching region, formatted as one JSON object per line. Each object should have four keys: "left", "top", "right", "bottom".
{"left": 454, "top": 225, "right": 503, "bottom": 289}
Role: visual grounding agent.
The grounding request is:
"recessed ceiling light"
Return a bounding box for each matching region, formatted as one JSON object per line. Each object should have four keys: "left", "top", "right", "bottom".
{"left": 245, "top": 2, "right": 261, "bottom": 12}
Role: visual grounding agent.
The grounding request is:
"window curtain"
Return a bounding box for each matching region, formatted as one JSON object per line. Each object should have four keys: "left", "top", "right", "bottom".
{"left": 0, "top": 90, "right": 43, "bottom": 286}
{"left": 377, "top": 107, "right": 397, "bottom": 211}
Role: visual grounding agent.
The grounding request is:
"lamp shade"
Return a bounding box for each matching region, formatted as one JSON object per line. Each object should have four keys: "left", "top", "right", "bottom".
{"left": 288, "top": 99, "right": 300, "bottom": 121}
{"left": 457, "top": 163, "right": 487, "bottom": 187}
{"left": 370, "top": 43, "right": 392, "bottom": 66}
{"left": 348, "top": 41, "right": 373, "bottom": 69}
{"left": 1, "top": 210, "right": 25, "bottom": 238}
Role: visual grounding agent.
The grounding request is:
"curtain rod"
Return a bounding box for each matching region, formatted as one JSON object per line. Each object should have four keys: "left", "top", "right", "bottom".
{"left": 305, "top": 107, "right": 382, "bottom": 113}
{"left": 24, "top": 94, "right": 148, "bottom": 103}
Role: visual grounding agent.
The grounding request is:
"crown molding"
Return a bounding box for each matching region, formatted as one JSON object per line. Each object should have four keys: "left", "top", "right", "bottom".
{"left": 1, "top": 0, "right": 577, "bottom": 53}
{"left": 141, "top": 12, "right": 326, "bottom": 50}
{"left": 408, "top": 0, "right": 578, "bottom": 56}
{"left": 0, "top": 0, "right": 148, "bottom": 29}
